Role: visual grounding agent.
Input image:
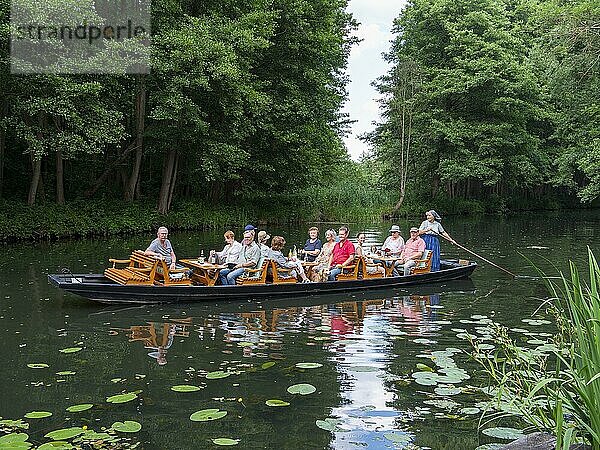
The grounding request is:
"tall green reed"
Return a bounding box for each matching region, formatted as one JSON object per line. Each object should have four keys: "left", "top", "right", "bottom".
{"left": 471, "top": 249, "right": 600, "bottom": 450}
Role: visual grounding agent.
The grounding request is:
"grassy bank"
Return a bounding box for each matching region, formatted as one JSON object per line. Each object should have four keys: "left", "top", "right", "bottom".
{"left": 1, "top": 184, "right": 595, "bottom": 242}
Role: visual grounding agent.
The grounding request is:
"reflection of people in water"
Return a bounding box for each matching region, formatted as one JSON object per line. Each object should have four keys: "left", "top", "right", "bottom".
{"left": 146, "top": 324, "right": 176, "bottom": 365}
{"left": 125, "top": 321, "right": 189, "bottom": 366}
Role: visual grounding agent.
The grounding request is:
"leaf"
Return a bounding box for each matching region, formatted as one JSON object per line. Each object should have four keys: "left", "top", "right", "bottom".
{"left": 66, "top": 404, "right": 93, "bottom": 412}
{"left": 206, "top": 371, "right": 231, "bottom": 379}
{"left": 287, "top": 384, "right": 316, "bottom": 395}
{"left": 58, "top": 347, "right": 82, "bottom": 354}
{"left": 26, "top": 363, "right": 48, "bottom": 369}
{"left": 265, "top": 399, "right": 290, "bottom": 407}
{"left": 44, "top": 427, "right": 84, "bottom": 440}
{"left": 37, "top": 442, "right": 74, "bottom": 449}
{"left": 24, "top": 411, "right": 52, "bottom": 419}
{"left": 434, "top": 387, "right": 461, "bottom": 396}
{"left": 189, "top": 409, "right": 227, "bottom": 422}
{"left": 111, "top": 421, "right": 142, "bottom": 433}
{"left": 384, "top": 431, "right": 412, "bottom": 444}
{"left": 0, "top": 434, "right": 29, "bottom": 444}
{"left": 55, "top": 371, "right": 76, "bottom": 376}
{"left": 211, "top": 438, "right": 240, "bottom": 446}
{"left": 106, "top": 392, "right": 137, "bottom": 403}
{"left": 481, "top": 427, "right": 525, "bottom": 440}
{"left": 295, "top": 362, "right": 322, "bottom": 369}
{"left": 171, "top": 385, "right": 202, "bottom": 392}
{"left": 261, "top": 362, "right": 276, "bottom": 370}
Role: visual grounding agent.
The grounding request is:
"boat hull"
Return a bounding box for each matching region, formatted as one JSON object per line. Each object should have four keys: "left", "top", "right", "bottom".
{"left": 48, "top": 260, "right": 477, "bottom": 305}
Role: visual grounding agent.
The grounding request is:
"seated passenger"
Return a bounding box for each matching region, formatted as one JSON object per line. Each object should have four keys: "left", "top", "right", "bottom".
{"left": 395, "top": 227, "right": 426, "bottom": 276}
{"left": 309, "top": 229, "right": 336, "bottom": 282}
{"left": 302, "top": 227, "right": 322, "bottom": 262}
{"left": 328, "top": 226, "right": 356, "bottom": 281}
{"left": 144, "top": 226, "right": 178, "bottom": 270}
{"left": 269, "top": 236, "right": 311, "bottom": 283}
{"left": 210, "top": 230, "right": 242, "bottom": 266}
{"left": 257, "top": 230, "right": 271, "bottom": 258}
{"left": 355, "top": 233, "right": 385, "bottom": 276}
{"left": 381, "top": 225, "right": 405, "bottom": 255}
{"left": 219, "top": 229, "right": 261, "bottom": 285}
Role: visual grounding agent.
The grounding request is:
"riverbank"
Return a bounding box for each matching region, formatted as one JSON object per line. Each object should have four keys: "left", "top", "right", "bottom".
{"left": 1, "top": 192, "right": 596, "bottom": 242}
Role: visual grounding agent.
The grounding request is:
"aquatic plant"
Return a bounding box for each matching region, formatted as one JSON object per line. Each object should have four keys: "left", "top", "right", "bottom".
{"left": 472, "top": 249, "right": 600, "bottom": 449}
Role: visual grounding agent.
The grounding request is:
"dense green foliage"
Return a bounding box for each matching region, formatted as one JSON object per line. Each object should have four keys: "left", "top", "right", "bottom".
{"left": 368, "top": 0, "right": 600, "bottom": 213}
{"left": 0, "top": 0, "right": 356, "bottom": 212}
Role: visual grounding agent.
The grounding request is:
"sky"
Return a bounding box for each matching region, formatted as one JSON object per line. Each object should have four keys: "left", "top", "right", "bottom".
{"left": 342, "top": 0, "right": 407, "bottom": 160}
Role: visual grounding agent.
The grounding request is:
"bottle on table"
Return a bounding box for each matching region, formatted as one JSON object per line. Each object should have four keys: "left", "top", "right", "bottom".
{"left": 199, "top": 250, "right": 205, "bottom": 263}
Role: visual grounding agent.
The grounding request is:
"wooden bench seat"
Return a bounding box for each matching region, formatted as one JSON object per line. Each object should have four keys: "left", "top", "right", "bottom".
{"left": 358, "top": 256, "right": 384, "bottom": 279}
{"left": 411, "top": 249, "right": 433, "bottom": 275}
{"left": 270, "top": 260, "right": 298, "bottom": 284}
{"left": 104, "top": 250, "right": 159, "bottom": 285}
{"left": 236, "top": 258, "right": 270, "bottom": 285}
{"left": 336, "top": 258, "right": 359, "bottom": 281}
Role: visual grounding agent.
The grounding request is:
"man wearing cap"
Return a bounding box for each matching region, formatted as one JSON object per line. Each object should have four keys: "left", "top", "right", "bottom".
{"left": 257, "top": 230, "right": 271, "bottom": 257}
{"left": 395, "top": 227, "right": 426, "bottom": 276}
{"left": 381, "top": 225, "right": 405, "bottom": 255}
{"left": 219, "top": 229, "right": 261, "bottom": 285}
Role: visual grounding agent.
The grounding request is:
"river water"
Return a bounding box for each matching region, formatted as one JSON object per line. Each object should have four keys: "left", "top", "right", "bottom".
{"left": 0, "top": 211, "right": 598, "bottom": 449}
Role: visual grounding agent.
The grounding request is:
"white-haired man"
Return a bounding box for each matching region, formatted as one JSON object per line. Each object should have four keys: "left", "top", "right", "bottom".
{"left": 145, "top": 226, "right": 178, "bottom": 270}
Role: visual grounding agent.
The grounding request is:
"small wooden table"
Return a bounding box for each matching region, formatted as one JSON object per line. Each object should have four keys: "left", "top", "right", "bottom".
{"left": 300, "top": 261, "right": 318, "bottom": 279}
{"left": 366, "top": 253, "right": 402, "bottom": 277}
{"left": 180, "top": 259, "right": 226, "bottom": 286}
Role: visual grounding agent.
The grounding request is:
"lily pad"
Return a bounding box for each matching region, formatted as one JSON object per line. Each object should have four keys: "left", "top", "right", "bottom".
{"left": 460, "top": 407, "right": 481, "bottom": 415}
{"left": 237, "top": 342, "right": 254, "bottom": 347}
{"left": 295, "top": 362, "right": 323, "bottom": 369}
{"left": 384, "top": 431, "right": 412, "bottom": 445}
{"left": 212, "top": 438, "right": 240, "bottom": 446}
{"left": 416, "top": 363, "right": 434, "bottom": 372}
{"left": 482, "top": 427, "right": 525, "bottom": 440}
{"left": 171, "top": 385, "right": 202, "bottom": 392}
{"left": 44, "top": 427, "right": 84, "bottom": 440}
{"left": 58, "top": 347, "right": 82, "bottom": 354}
{"left": 206, "top": 371, "right": 231, "bottom": 380}
{"left": 24, "top": 411, "right": 52, "bottom": 419}
{"left": 0, "top": 433, "right": 29, "bottom": 445}
{"left": 26, "top": 363, "right": 48, "bottom": 369}
{"left": 106, "top": 392, "right": 137, "bottom": 404}
{"left": 37, "top": 442, "right": 74, "bottom": 449}
{"left": 190, "top": 409, "right": 227, "bottom": 422}
{"left": 265, "top": 399, "right": 290, "bottom": 407}
{"left": 111, "top": 421, "right": 142, "bottom": 433}
{"left": 315, "top": 418, "right": 346, "bottom": 432}
{"left": 434, "top": 387, "right": 461, "bottom": 396}
{"left": 261, "top": 362, "right": 276, "bottom": 370}
{"left": 66, "top": 404, "right": 93, "bottom": 413}
{"left": 56, "top": 371, "right": 76, "bottom": 376}
{"left": 287, "top": 384, "right": 316, "bottom": 395}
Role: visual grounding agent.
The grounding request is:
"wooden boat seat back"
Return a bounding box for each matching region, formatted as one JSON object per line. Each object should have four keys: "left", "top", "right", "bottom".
{"left": 336, "top": 257, "right": 359, "bottom": 280}
{"left": 358, "top": 256, "right": 384, "bottom": 279}
{"left": 104, "top": 250, "right": 159, "bottom": 285}
{"left": 411, "top": 249, "right": 433, "bottom": 275}
{"left": 270, "top": 260, "right": 298, "bottom": 284}
{"left": 154, "top": 261, "right": 192, "bottom": 286}
{"left": 236, "top": 258, "right": 270, "bottom": 285}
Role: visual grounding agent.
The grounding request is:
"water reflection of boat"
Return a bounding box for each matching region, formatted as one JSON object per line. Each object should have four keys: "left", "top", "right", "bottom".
{"left": 48, "top": 260, "right": 476, "bottom": 305}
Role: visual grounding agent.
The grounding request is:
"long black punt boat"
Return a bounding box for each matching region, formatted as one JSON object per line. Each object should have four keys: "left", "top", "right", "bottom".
{"left": 48, "top": 259, "right": 477, "bottom": 305}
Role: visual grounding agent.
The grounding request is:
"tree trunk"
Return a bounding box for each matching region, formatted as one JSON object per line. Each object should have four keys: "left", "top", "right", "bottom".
{"left": 124, "top": 75, "right": 146, "bottom": 201}
{"left": 84, "top": 141, "right": 139, "bottom": 197}
{"left": 157, "top": 148, "right": 177, "bottom": 214}
{"left": 0, "top": 99, "right": 7, "bottom": 198}
{"left": 166, "top": 154, "right": 179, "bottom": 212}
{"left": 391, "top": 187, "right": 406, "bottom": 216}
{"left": 56, "top": 147, "right": 65, "bottom": 204}
{"left": 28, "top": 156, "right": 42, "bottom": 206}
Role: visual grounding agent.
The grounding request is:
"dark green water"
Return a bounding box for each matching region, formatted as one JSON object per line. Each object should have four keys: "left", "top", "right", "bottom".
{"left": 1, "top": 211, "right": 598, "bottom": 449}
